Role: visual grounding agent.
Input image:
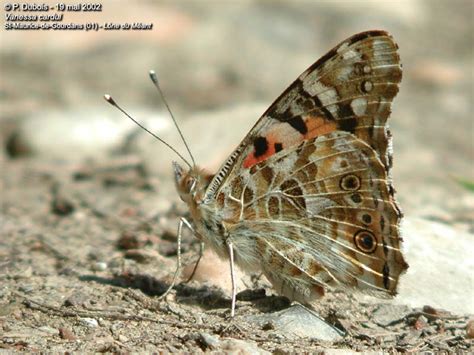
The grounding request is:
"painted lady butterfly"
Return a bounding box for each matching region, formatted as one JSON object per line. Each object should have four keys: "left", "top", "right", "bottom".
{"left": 109, "top": 30, "right": 409, "bottom": 316}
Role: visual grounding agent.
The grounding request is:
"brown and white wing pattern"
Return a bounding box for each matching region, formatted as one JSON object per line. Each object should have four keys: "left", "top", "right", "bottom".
{"left": 205, "top": 30, "right": 402, "bottom": 201}
{"left": 215, "top": 132, "right": 408, "bottom": 303}
{"left": 201, "top": 30, "right": 407, "bottom": 304}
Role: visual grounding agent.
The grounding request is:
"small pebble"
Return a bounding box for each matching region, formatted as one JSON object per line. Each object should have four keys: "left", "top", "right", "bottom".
{"left": 59, "top": 327, "right": 76, "bottom": 340}
{"left": 64, "top": 292, "right": 89, "bottom": 307}
{"left": 262, "top": 322, "right": 275, "bottom": 331}
{"left": 414, "top": 315, "right": 428, "bottom": 330}
{"left": 80, "top": 318, "right": 98, "bottom": 327}
{"left": 51, "top": 196, "right": 75, "bottom": 216}
{"left": 91, "top": 261, "right": 108, "bottom": 272}
{"left": 372, "top": 304, "right": 410, "bottom": 327}
{"left": 199, "top": 332, "right": 220, "bottom": 349}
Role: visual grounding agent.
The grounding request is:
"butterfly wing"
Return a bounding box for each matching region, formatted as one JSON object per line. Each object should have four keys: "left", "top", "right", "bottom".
{"left": 205, "top": 30, "right": 401, "bottom": 201}
{"left": 217, "top": 132, "right": 408, "bottom": 301}
{"left": 203, "top": 30, "right": 407, "bottom": 301}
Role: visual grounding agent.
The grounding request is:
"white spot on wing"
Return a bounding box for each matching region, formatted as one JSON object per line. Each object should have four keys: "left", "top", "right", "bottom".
{"left": 342, "top": 49, "right": 361, "bottom": 61}
{"left": 351, "top": 98, "right": 368, "bottom": 116}
{"left": 302, "top": 80, "right": 339, "bottom": 113}
{"left": 363, "top": 81, "right": 373, "bottom": 92}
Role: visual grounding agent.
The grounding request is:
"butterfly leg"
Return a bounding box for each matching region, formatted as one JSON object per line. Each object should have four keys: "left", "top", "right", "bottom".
{"left": 226, "top": 240, "right": 237, "bottom": 317}
{"left": 158, "top": 217, "right": 193, "bottom": 299}
{"left": 184, "top": 241, "right": 204, "bottom": 283}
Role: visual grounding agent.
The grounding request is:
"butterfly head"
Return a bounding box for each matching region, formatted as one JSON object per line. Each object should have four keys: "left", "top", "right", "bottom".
{"left": 173, "top": 161, "right": 212, "bottom": 205}
{"left": 173, "top": 161, "right": 214, "bottom": 205}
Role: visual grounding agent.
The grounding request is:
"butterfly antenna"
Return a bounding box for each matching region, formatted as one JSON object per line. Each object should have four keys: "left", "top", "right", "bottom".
{"left": 148, "top": 70, "right": 196, "bottom": 167}
{"left": 104, "top": 94, "right": 192, "bottom": 169}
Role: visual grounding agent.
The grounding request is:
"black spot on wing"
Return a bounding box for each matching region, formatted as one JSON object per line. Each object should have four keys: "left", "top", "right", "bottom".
{"left": 351, "top": 193, "right": 362, "bottom": 203}
{"left": 338, "top": 116, "right": 358, "bottom": 133}
{"left": 339, "top": 102, "right": 354, "bottom": 118}
{"left": 382, "top": 263, "right": 390, "bottom": 290}
{"left": 254, "top": 137, "right": 269, "bottom": 158}
{"left": 274, "top": 142, "right": 283, "bottom": 153}
{"left": 287, "top": 116, "right": 308, "bottom": 135}
{"left": 362, "top": 213, "right": 372, "bottom": 224}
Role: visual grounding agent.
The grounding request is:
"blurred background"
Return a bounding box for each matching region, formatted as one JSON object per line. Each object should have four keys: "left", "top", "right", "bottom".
{"left": 2, "top": 0, "right": 472, "bottom": 213}
{"left": 1, "top": 0, "right": 473, "bottom": 314}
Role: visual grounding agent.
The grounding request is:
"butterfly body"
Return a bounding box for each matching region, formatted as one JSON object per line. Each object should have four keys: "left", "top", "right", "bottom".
{"left": 174, "top": 163, "right": 263, "bottom": 273}
{"left": 173, "top": 30, "right": 408, "bottom": 309}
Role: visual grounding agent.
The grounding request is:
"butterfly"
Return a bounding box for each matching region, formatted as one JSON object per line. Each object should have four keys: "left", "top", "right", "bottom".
{"left": 108, "top": 30, "right": 409, "bottom": 317}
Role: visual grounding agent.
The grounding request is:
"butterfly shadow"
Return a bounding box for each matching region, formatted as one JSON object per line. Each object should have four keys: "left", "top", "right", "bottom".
{"left": 173, "top": 283, "right": 293, "bottom": 314}
{"left": 78, "top": 272, "right": 233, "bottom": 311}
{"left": 79, "top": 272, "right": 292, "bottom": 314}
{"left": 79, "top": 272, "right": 167, "bottom": 295}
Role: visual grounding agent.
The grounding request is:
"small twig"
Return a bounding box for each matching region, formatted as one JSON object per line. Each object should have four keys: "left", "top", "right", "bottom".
{"left": 384, "top": 310, "right": 463, "bottom": 327}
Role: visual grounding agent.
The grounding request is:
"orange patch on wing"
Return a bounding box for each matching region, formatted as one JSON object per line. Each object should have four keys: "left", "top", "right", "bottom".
{"left": 304, "top": 115, "right": 337, "bottom": 139}
{"left": 243, "top": 117, "right": 336, "bottom": 169}
{"left": 243, "top": 135, "right": 278, "bottom": 168}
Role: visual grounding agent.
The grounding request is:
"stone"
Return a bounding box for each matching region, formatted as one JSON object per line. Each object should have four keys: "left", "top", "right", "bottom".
{"left": 198, "top": 332, "right": 220, "bottom": 350}
{"left": 371, "top": 304, "right": 411, "bottom": 327}
{"left": 59, "top": 327, "right": 76, "bottom": 341}
{"left": 246, "top": 304, "right": 343, "bottom": 342}
{"left": 64, "top": 291, "right": 89, "bottom": 307}
{"left": 80, "top": 317, "right": 99, "bottom": 327}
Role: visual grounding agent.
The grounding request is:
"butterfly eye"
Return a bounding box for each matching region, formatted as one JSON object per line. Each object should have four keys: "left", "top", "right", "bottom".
{"left": 354, "top": 230, "right": 377, "bottom": 253}
{"left": 185, "top": 177, "right": 196, "bottom": 192}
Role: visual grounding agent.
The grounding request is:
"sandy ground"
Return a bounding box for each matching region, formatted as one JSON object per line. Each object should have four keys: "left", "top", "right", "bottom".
{"left": 1, "top": 0, "right": 473, "bottom": 352}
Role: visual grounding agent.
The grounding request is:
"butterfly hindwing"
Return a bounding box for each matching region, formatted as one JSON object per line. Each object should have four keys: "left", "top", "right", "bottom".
{"left": 216, "top": 132, "right": 407, "bottom": 301}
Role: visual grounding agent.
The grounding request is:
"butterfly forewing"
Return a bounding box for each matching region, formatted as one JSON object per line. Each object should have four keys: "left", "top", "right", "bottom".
{"left": 205, "top": 30, "right": 401, "bottom": 200}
